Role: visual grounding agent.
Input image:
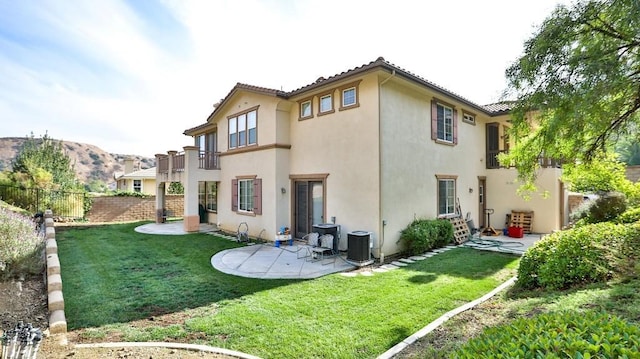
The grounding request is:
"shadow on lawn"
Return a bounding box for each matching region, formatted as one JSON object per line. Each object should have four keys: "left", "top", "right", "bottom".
{"left": 57, "top": 222, "right": 302, "bottom": 329}
{"left": 405, "top": 248, "right": 519, "bottom": 284}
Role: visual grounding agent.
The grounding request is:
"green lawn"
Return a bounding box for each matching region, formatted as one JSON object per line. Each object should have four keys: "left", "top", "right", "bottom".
{"left": 57, "top": 222, "right": 518, "bottom": 359}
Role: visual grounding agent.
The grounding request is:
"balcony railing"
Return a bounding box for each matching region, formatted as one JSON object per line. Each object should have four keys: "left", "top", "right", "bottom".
{"left": 157, "top": 150, "right": 220, "bottom": 174}
{"left": 199, "top": 151, "right": 220, "bottom": 170}
{"left": 158, "top": 156, "right": 168, "bottom": 173}
{"left": 486, "top": 150, "right": 561, "bottom": 169}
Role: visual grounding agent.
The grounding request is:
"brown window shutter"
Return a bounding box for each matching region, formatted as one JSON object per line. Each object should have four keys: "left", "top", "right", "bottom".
{"left": 431, "top": 100, "right": 438, "bottom": 140}
{"left": 231, "top": 179, "right": 238, "bottom": 212}
{"left": 453, "top": 109, "right": 458, "bottom": 145}
{"left": 253, "top": 178, "right": 262, "bottom": 215}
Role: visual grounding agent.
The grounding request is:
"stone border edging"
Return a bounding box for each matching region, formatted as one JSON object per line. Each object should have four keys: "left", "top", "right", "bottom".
{"left": 44, "top": 210, "right": 68, "bottom": 336}
{"left": 75, "top": 342, "right": 263, "bottom": 359}
{"left": 377, "top": 276, "right": 518, "bottom": 359}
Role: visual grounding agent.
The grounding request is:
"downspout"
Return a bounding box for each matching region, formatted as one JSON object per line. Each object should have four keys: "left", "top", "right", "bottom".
{"left": 377, "top": 69, "right": 396, "bottom": 263}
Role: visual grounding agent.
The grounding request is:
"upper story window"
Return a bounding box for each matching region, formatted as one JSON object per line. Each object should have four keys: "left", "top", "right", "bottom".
{"left": 339, "top": 80, "right": 361, "bottom": 111}
{"left": 228, "top": 108, "right": 258, "bottom": 149}
{"left": 431, "top": 99, "right": 458, "bottom": 145}
{"left": 462, "top": 111, "right": 476, "bottom": 125}
{"left": 319, "top": 93, "right": 334, "bottom": 115}
{"left": 300, "top": 99, "right": 312, "bottom": 120}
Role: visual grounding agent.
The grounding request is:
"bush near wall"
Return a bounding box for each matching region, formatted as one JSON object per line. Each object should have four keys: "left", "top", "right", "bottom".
{"left": 518, "top": 222, "right": 640, "bottom": 290}
{"left": 400, "top": 218, "right": 454, "bottom": 255}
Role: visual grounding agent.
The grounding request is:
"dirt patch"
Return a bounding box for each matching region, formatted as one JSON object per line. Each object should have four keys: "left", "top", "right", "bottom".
{"left": 0, "top": 276, "right": 241, "bottom": 359}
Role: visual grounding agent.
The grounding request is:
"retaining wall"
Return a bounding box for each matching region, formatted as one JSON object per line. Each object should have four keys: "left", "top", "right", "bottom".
{"left": 86, "top": 195, "right": 183, "bottom": 223}
{"left": 44, "top": 210, "right": 67, "bottom": 336}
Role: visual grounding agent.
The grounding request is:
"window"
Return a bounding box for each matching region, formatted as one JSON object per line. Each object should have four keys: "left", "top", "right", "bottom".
{"left": 342, "top": 88, "right": 356, "bottom": 107}
{"left": 228, "top": 108, "right": 258, "bottom": 149}
{"left": 339, "top": 80, "right": 361, "bottom": 110}
{"left": 462, "top": 111, "right": 476, "bottom": 125}
{"left": 431, "top": 100, "right": 458, "bottom": 145}
{"left": 238, "top": 179, "right": 253, "bottom": 212}
{"left": 232, "top": 177, "right": 262, "bottom": 215}
{"left": 299, "top": 98, "right": 313, "bottom": 120}
{"left": 133, "top": 180, "right": 142, "bottom": 192}
{"left": 319, "top": 93, "right": 334, "bottom": 115}
{"left": 436, "top": 175, "right": 457, "bottom": 216}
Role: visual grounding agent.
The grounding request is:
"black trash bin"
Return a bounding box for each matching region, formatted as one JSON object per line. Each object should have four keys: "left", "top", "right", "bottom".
{"left": 312, "top": 223, "right": 340, "bottom": 253}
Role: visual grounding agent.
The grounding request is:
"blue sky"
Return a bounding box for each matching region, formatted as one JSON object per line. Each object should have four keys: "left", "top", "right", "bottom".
{"left": 1, "top": 0, "right": 564, "bottom": 157}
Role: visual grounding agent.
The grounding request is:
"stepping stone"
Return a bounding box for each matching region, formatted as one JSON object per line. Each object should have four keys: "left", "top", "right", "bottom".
{"left": 399, "top": 258, "right": 415, "bottom": 264}
{"left": 422, "top": 253, "right": 436, "bottom": 257}
{"left": 432, "top": 249, "right": 447, "bottom": 253}
{"left": 409, "top": 256, "right": 426, "bottom": 261}
{"left": 391, "top": 261, "right": 408, "bottom": 267}
{"left": 340, "top": 272, "right": 358, "bottom": 277}
{"left": 373, "top": 268, "right": 388, "bottom": 273}
{"left": 360, "top": 271, "right": 374, "bottom": 276}
{"left": 380, "top": 264, "right": 399, "bottom": 270}
{"left": 445, "top": 245, "right": 457, "bottom": 249}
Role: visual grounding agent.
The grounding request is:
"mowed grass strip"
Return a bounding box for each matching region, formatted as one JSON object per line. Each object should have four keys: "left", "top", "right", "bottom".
{"left": 57, "top": 222, "right": 518, "bottom": 358}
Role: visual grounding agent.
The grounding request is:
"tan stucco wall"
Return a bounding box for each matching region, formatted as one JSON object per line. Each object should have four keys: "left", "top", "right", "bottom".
{"left": 485, "top": 168, "right": 565, "bottom": 234}
{"left": 288, "top": 74, "right": 381, "bottom": 250}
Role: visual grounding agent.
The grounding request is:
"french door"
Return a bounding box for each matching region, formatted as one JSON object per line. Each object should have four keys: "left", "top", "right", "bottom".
{"left": 294, "top": 180, "right": 324, "bottom": 238}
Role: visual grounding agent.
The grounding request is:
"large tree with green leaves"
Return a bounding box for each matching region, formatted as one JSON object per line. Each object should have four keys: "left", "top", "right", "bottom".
{"left": 11, "top": 133, "right": 81, "bottom": 191}
{"left": 502, "top": 0, "right": 640, "bottom": 185}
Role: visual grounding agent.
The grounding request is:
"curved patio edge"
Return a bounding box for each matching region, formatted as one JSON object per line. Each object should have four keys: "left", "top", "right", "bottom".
{"left": 377, "top": 276, "right": 518, "bottom": 359}
{"left": 75, "top": 342, "right": 262, "bottom": 359}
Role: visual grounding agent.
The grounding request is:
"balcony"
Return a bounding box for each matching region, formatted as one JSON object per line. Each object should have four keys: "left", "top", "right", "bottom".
{"left": 158, "top": 151, "right": 220, "bottom": 174}
{"left": 486, "top": 150, "right": 561, "bottom": 169}
{"left": 157, "top": 148, "right": 221, "bottom": 183}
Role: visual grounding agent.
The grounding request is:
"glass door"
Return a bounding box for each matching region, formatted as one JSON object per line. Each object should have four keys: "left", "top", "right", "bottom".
{"left": 294, "top": 180, "right": 324, "bottom": 238}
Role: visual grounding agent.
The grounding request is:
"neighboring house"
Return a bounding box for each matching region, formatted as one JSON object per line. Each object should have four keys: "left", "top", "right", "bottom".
{"left": 115, "top": 157, "right": 156, "bottom": 195}
{"left": 156, "top": 57, "right": 567, "bottom": 258}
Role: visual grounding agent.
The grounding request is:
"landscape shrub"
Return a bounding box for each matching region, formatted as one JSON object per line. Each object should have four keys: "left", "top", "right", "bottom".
{"left": 517, "top": 222, "right": 635, "bottom": 290}
{"left": 570, "top": 192, "right": 627, "bottom": 225}
{"left": 112, "top": 190, "right": 149, "bottom": 198}
{"left": 0, "top": 208, "right": 45, "bottom": 279}
{"left": 615, "top": 206, "right": 640, "bottom": 224}
{"left": 400, "top": 218, "right": 453, "bottom": 255}
{"left": 452, "top": 310, "right": 640, "bottom": 358}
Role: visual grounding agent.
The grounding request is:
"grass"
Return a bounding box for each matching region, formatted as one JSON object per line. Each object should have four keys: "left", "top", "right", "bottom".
{"left": 57, "top": 221, "right": 519, "bottom": 359}
{"left": 397, "top": 276, "right": 640, "bottom": 358}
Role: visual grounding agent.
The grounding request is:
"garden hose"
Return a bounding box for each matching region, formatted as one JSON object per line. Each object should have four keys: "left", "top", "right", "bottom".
{"left": 463, "top": 235, "right": 526, "bottom": 254}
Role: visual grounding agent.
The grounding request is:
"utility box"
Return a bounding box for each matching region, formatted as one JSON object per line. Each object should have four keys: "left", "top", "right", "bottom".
{"left": 347, "top": 231, "right": 373, "bottom": 265}
{"left": 312, "top": 223, "right": 340, "bottom": 253}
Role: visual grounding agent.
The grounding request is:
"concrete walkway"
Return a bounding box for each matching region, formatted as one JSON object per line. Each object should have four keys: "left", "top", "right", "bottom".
{"left": 134, "top": 221, "right": 217, "bottom": 235}
{"left": 211, "top": 243, "right": 356, "bottom": 279}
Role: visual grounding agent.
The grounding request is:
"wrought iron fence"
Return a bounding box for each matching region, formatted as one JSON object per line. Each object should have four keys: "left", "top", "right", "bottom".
{"left": 0, "top": 185, "right": 88, "bottom": 219}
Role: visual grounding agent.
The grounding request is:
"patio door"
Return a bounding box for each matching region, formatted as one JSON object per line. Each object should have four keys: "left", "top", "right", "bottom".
{"left": 294, "top": 180, "right": 324, "bottom": 238}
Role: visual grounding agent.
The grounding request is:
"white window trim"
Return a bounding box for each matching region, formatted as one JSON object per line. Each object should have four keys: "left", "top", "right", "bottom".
{"left": 238, "top": 179, "right": 254, "bottom": 213}
{"left": 319, "top": 94, "right": 333, "bottom": 113}
{"left": 342, "top": 87, "right": 356, "bottom": 107}
{"left": 300, "top": 100, "right": 312, "bottom": 118}
{"left": 437, "top": 103, "right": 454, "bottom": 143}
{"left": 462, "top": 112, "right": 476, "bottom": 125}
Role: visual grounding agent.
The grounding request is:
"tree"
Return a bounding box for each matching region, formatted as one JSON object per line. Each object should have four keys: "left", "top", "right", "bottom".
{"left": 502, "top": 0, "right": 640, "bottom": 185}
{"left": 11, "top": 133, "right": 81, "bottom": 191}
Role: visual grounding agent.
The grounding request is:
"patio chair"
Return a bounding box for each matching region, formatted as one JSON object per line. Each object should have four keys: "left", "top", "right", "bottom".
{"left": 297, "top": 232, "right": 319, "bottom": 259}
{"left": 310, "top": 234, "right": 335, "bottom": 263}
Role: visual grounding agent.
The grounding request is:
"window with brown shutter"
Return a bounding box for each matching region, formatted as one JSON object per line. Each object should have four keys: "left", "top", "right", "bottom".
{"left": 232, "top": 177, "right": 262, "bottom": 215}
{"left": 431, "top": 99, "right": 458, "bottom": 145}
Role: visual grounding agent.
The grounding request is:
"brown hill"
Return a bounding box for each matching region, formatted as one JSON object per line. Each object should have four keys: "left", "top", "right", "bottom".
{"left": 0, "top": 137, "right": 155, "bottom": 188}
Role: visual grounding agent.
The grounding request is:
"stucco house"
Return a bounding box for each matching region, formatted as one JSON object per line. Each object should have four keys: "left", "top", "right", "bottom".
{"left": 155, "top": 57, "right": 567, "bottom": 258}
{"left": 115, "top": 157, "right": 156, "bottom": 195}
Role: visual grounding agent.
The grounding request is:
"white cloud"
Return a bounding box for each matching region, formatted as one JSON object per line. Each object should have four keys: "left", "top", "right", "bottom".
{"left": 1, "top": 0, "right": 566, "bottom": 157}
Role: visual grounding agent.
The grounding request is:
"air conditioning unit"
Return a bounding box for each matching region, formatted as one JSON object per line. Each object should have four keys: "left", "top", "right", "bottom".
{"left": 347, "top": 231, "right": 373, "bottom": 266}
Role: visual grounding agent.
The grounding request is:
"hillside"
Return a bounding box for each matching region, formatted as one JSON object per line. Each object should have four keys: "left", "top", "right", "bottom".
{"left": 0, "top": 137, "right": 155, "bottom": 187}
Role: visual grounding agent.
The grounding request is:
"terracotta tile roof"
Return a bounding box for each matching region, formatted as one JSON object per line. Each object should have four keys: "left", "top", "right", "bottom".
{"left": 483, "top": 101, "right": 517, "bottom": 114}
{"left": 186, "top": 57, "right": 516, "bottom": 135}
{"left": 286, "top": 57, "right": 505, "bottom": 116}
